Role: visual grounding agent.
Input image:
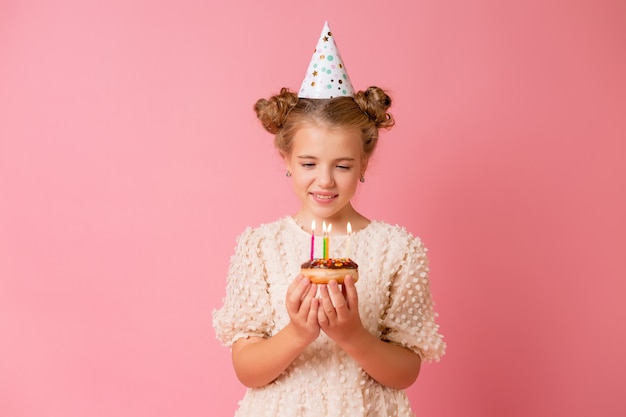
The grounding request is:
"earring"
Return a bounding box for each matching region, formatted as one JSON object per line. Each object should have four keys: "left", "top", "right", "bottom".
{"left": 286, "top": 170, "right": 292, "bottom": 177}
{"left": 360, "top": 176, "right": 365, "bottom": 183}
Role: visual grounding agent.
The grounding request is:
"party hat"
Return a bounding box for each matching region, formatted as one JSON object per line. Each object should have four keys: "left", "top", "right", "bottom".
{"left": 298, "top": 21, "right": 355, "bottom": 99}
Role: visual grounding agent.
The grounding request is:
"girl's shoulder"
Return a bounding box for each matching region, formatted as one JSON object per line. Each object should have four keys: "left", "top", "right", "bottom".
{"left": 366, "top": 220, "right": 424, "bottom": 245}
{"left": 363, "top": 222, "right": 429, "bottom": 272}
{"left": 362, "top": 220, "right": 428, "bottom": 261}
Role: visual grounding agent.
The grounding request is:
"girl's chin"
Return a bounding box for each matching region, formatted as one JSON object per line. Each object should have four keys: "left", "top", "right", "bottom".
{"left": 305, "top": 204, "right": 352, "bottom": 220}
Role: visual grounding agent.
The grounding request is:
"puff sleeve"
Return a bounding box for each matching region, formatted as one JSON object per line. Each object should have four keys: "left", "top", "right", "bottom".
{"left": 381, "top": 235, "right": 445, "bottom": 362}
{"left": 212, "top": 227, "right": 274, "bottom": 346}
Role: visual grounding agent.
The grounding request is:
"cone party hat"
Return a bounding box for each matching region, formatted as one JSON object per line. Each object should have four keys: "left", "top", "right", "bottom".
{"left": 298, "top": 21, "right": 355, "bottom": 99}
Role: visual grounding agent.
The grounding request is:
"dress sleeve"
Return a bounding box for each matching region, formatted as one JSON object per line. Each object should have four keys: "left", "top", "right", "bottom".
{"left": 212, "top": 227, "right": 274, "bottom": 346}
{"left": 381, "top": 234, "right": 446, "bottom": 362}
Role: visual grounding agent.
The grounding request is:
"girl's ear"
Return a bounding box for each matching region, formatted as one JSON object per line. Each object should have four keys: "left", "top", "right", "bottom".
{"left": 360, "top": 158, "right": 369, "bottom": 179}
{"left": 282, "top": 154, "right": 291, "bottom": 174}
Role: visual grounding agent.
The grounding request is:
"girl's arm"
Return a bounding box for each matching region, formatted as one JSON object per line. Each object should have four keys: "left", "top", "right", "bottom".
{"left": 338, "top": 324, "right": 421, "bottom": 389}
{"left": 318, "top": 277, "right": 421, "bottom": 389}
{"left": 232, "top": 275, "right": 320, "bottom": 388}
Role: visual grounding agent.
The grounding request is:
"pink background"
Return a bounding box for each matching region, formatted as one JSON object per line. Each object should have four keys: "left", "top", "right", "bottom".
{"left": 1, "top": 1, "right": 625, "bottom": 416}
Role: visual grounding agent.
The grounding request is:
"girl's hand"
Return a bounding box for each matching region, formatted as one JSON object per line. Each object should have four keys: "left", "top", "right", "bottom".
{"left": 317, "top": 275, "right": 365, "bottom": 346}
{"left": 285, "top": 274, "right": 320, "bottom": 345}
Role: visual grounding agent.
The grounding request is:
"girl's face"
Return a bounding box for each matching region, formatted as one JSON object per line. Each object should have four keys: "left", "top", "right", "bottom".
{"left": 285, "top": 123, "right": 366, "bottom": 226}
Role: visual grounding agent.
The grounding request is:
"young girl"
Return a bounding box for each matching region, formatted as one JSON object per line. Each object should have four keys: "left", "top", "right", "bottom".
{"left": 213, "top": 23, "right": 444, "bottom": 417}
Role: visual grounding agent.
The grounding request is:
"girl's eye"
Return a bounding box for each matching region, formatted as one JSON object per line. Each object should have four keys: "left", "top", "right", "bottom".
{"left": 336, "top": 165, "right": 351, "bottom": 170}
{"left": 301, "top": 163, "right": 315, "bottom": 168}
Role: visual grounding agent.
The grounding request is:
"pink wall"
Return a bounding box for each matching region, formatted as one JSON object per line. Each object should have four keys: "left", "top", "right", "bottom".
{"left": 1, "top": 1, "right": 625, "bottom": 416}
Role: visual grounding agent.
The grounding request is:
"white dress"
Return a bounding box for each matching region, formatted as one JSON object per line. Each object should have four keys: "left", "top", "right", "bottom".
{"left": 213, "top": 217, "right": 445, "bottom": 417}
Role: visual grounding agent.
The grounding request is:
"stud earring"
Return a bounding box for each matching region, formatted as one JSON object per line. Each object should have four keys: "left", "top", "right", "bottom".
{"left": 359, "top": 176, "right": 365, "bottom": 183}
{"left": 286, "top": 170, "right": 292, "bottom": 177}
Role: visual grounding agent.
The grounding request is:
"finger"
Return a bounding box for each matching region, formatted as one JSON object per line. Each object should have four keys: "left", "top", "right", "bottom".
{"left": 287, "top": 274, "right": 309, "bottom": 295}
{"left": 301, "top": 278, "right": 318, "bottom": 302}
{"left": 319, "top": 284, "right": 337, "bottom": 317}
{"left": 317, "top": 300, "right": 329, "bottom": 325}
{"left": 298, "top": 284, "right": 314, "bottom": 316}
{"left": 327, "top": 280, "right": 348, "bottom": 313}
{"left": 286, "top": 275, "right": 310, "bottom": 311}
{"left": 302, "top": 281, "right": 319, "bottom": 310}
{"left": 308, "top": 297, "right": 320, "bottom": 325}
{"left": 342, "top": 275, "right": 359, "bottom": 309}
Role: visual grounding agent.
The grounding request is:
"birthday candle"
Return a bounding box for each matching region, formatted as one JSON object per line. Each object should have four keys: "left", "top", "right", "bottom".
{"left": 310, "top": 220, "right": 315, "bottom": 260}
{"left": 322, "top": 222, "right": 328, "bottom": 259}
{"left": 346, "top": 222, "right": 352, "bottom": 258}
{"left": 326, "top": 223, "right": 332, "bottom": 259}
{"left": 322, "top": 222, "right": 327, "bottom": 259}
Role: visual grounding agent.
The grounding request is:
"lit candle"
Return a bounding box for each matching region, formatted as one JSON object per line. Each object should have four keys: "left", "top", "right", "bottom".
{"left": 310, "top": 220, "right": 315, "bottom": 260}
{"left": 326, "top": 223, "right": 332, "bottom": 259}
{"left": 346, "top": 222, "right": 352, "bottom": 258}
{"left": 322, "top": 222, "right": 328, "bottom": 259}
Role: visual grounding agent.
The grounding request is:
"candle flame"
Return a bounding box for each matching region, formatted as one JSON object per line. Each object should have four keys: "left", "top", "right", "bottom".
{"left": 347, "top": 222, "right": 352, "bottom": 234}
{"left": 311, "top": 220, "right": 315, "bottom": 233}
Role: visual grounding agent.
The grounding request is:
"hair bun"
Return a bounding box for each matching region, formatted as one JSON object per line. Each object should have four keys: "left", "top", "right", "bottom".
{"left": 254, "top": 88, "right": 299, "bottom": 134}
{"left": 354, "top": 86, "right": 395, "bottom": 129}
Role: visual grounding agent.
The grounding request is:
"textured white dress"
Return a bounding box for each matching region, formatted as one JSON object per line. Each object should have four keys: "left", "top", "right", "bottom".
{"left": 213, "top": 217, "right": 445, "bottom": 417}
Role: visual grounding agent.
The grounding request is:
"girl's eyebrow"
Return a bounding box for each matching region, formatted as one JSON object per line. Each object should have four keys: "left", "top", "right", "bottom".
{"left": 296, "top": 155, "right": 356, "bottom": 162}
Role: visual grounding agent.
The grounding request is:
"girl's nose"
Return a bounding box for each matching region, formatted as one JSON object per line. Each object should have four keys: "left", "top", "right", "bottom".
{"left": 317, "top": 169, "right": 334, "bottom": 188}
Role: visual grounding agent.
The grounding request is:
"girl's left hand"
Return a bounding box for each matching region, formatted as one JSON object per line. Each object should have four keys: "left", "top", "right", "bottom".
{"left": 317, "top": 275, "right": 365, "bottom": 346}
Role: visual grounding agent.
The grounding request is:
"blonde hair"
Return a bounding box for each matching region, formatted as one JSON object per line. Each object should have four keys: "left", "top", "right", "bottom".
{"left": 254, "top": 86, "right": 394, "bottom": 159}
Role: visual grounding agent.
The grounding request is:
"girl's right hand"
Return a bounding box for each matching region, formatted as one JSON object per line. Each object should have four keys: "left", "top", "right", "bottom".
{"left": 285, "top": 274, "right": 320, "bottom": 345}
{"left": 231, "top": 275, "right": 320, "bottom": 388}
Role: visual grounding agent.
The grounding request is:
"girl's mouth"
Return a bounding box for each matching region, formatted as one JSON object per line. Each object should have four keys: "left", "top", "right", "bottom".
{"left": 310, "top": 192, "right": 337, "bottom": 202}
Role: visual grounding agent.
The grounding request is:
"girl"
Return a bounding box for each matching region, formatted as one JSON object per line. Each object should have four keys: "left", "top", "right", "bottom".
{"left": 213, "top": 22, "right": 444, "bottom": 417}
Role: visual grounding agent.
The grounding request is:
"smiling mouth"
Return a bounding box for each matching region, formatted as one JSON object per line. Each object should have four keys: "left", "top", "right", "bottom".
{"left": 311, "top": 193, "right": 337, "bottom": 200}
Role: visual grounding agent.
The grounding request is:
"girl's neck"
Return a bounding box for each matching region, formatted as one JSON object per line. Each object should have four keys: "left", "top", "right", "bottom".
{"left": 292, "top": 208, "right": 370, "bottom": 235}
